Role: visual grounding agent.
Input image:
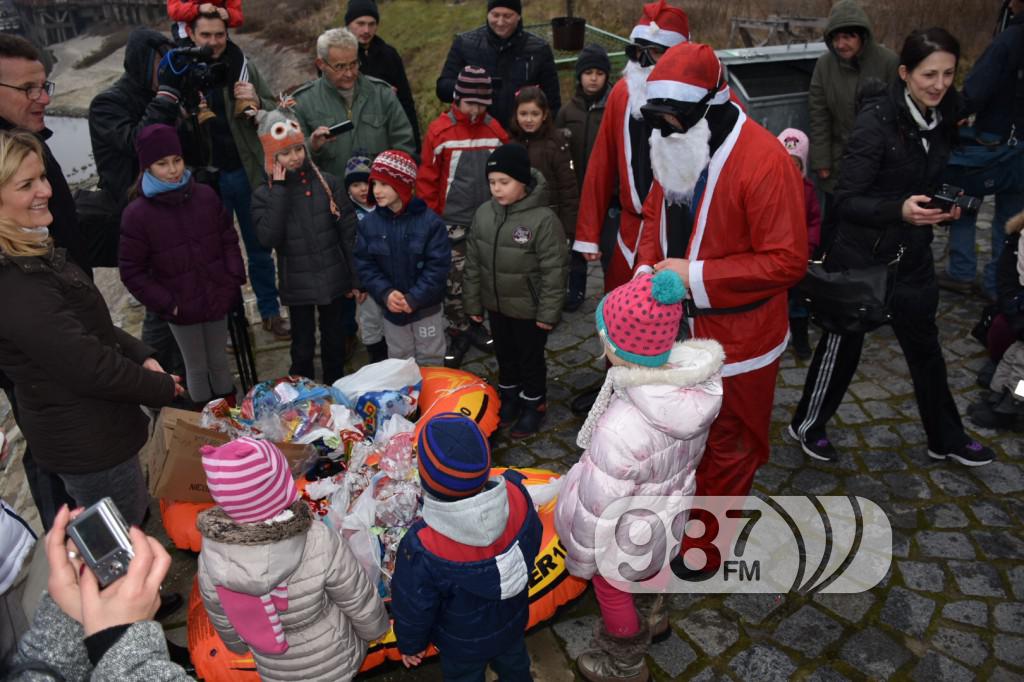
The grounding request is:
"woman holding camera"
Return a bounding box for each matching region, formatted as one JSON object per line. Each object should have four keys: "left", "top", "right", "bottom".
{"left": 0, "top": 130, "right": 183, "bottom": 527}
{"left": 788, "top": 28, "right": 996, "bottom": 467}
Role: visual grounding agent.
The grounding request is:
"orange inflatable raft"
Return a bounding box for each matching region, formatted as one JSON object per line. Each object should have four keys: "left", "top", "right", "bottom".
{"left": 186, "top": 467, "right": 586, "bottom": 680}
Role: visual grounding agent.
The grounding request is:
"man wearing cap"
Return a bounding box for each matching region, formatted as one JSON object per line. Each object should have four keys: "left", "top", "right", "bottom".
{"left": 345, "top": 0, "right": 421, "bottom": 153}
{"left": 418, "top": 66, "right": 509, "bottom": 367}
{"left": 436, "top": 0, "right": 560, "bottom": 130}
{"left": 636, "top": 43, "right": 807, "bottom": 575}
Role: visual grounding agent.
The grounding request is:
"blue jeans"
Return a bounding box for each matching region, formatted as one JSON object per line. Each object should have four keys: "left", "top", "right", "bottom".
{"left": 943, "top": 142, "right": 1024, "bottom": 294}
{"left": 218, "top": 168, "right": 280, "bottom": 320}
{"left": 438, "top": 637, "right": 532, "bottom": 682}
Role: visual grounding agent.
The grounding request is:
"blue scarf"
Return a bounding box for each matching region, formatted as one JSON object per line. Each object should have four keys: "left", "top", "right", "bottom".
{"left": 142, "top": 169, "right": 192, "bottom": 198}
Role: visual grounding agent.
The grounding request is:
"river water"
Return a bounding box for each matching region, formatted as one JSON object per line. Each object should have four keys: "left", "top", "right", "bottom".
{"left": 46, "top": 115, "right": 96, "bottom": 184}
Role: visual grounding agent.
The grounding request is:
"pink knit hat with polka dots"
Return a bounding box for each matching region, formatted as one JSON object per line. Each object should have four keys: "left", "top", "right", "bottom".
{"left": 596, "top": 270, "right": 686, "bottom": 367}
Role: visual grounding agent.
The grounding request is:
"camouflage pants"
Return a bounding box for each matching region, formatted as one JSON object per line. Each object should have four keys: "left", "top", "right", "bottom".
{"left": 444, "top": 225, "right": 469, "bottom": 334}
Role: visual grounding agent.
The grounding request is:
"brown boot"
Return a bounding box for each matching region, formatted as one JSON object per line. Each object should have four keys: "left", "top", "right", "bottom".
{"left": 636, "top": 593, "right": 669, "bottom": 642}
{"left": 577, "top": 624, "right": 650, "bottom": 682}
{"left": 262, "top": 315, "right": 291, "bottom": 340}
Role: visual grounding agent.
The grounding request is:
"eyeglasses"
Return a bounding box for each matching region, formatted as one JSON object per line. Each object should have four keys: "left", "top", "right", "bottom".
{"left": 0, "top": 81, "right": 55, "bottom": 101}
{"left": 323, "top": 59, "right": 359, "bottom": 74}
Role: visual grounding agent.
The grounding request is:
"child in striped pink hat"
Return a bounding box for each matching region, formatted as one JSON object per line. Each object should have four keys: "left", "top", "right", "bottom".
{"left": 196, "top": 438, "right": 388, "bottom": 680}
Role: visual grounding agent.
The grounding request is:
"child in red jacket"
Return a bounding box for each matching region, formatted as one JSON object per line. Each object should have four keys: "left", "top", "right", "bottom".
{"left": 168, "top": 1, "right": 242, "bottom": 42}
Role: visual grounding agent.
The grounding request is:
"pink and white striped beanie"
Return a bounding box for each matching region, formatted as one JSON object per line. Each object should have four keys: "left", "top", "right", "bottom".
{"left": 200, "top": 437, "right": 298, "bottom": 524}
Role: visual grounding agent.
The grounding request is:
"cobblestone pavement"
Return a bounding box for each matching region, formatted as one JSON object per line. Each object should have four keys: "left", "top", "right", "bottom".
{"left": 2, "top": 202, "right": 1022, "bottom": 681}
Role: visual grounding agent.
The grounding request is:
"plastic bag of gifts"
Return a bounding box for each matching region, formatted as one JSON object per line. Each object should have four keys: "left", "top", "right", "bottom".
{"left": 332, "top": 358, "right": 422, "bottom": 439}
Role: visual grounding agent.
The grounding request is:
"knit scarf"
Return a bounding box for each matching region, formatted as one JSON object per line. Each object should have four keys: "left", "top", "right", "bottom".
{"left": 903, "top": 89, "right": 941, "bottom": 153}
{"left": 215, "top": 583, "right": 290, "bottom": 654}
{"left": 142, "top": 169, "right": 192, "bottom": 198}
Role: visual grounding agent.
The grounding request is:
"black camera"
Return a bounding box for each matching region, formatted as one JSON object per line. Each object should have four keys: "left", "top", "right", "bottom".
{"left": 926, "top": 184, "right": 982, "bottom": 215}
{"left": 165, "top": 46, "right": 228, "bottom": 109}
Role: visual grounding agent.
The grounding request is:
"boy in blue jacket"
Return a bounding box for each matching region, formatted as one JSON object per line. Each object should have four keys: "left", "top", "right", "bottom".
{"left": 392, "top": 413, "right": 542, "bottom": 680}
{"left": 354, "top": 150, "right": 451, "bottom": 366}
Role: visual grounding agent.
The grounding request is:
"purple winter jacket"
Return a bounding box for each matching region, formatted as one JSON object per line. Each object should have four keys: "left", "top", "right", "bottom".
{"left": 119, "top": 178, "right": 246, "bottom": 325}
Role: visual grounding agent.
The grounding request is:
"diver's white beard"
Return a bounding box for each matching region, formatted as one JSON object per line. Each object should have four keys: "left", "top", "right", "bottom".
{"left": 623, "top": 60, "right": 654, "bottom": 120}
{"left": 650, "top": 118, "right": 712, "bottom": 206}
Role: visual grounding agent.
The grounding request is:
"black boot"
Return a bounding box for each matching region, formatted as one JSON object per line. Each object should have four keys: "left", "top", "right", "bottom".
{"left": 464, "top": 321, "right": 494, "bottom": 353}
{"left": 498, "top": 385, "right": 522, "bottom": 427}
{"left": 510, "top": 395, "right": 546, "bottom": 439}
{"left": 367, "top": 339, "right": 389, "bottom": 363}
{"left": 155, "top": 592, "right": 184, "bottom": 621}
{"left": 564, "top": 265, "right": 588, "bottom": 313}
{"left": 444, "top": 332, "right": 471, "bottom": 368}
{"left": 790, "top": 316, "right": 811, "bottom": 360}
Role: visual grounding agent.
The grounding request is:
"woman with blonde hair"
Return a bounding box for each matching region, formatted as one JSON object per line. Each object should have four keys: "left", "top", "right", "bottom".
{"left": 0, "top": 129, "right": 182, "bottom": 526}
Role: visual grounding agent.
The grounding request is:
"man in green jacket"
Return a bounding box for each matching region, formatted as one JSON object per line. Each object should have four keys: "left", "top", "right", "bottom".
{"left": 808, "top": 0, "right": 898, "bottom": 252}
{"left": 292, "top": 27, "right": 415, "bottom": 177}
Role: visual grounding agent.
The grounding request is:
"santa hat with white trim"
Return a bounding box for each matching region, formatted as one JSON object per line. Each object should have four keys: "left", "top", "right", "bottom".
{"left": 645, "top": 42, "right": 731, "bottom": 109}
{"left": 629, "top": 0, "right": 690, "bottom": 49}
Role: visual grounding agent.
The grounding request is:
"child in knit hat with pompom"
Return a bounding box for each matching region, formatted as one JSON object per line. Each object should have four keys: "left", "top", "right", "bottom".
{"left": 553, "top": 270, "right": 725, "bottom": 682}
{"left": 345, "top": 152, "right": 389, "bottom": 363}
{"left": 197, "top": 437, "right": 388, "bottom": 682}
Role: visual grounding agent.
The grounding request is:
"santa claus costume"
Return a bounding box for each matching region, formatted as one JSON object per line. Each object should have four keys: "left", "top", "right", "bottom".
{"left": 572, "top": 0, "right": 690, "bottom": 295}
{"left": 635, "top": 43, "right": 808, "bottom": 571}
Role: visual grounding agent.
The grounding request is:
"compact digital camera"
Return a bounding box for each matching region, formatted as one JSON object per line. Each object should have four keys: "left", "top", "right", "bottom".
{"left": 67, "top": 497, "right": 134, "bottom": 588}
{"left": 926, "top": 184, "right": 982, "bottom": 215}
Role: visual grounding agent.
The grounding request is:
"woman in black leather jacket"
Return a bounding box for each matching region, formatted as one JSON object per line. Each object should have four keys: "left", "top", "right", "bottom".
{"left": 789, "top": 28, "right": 996, "bottom": 467}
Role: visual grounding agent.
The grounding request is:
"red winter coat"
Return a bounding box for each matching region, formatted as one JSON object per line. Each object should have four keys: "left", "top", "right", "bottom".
{"left": 167, "top": 0, "right": 243, "bottom": 26}
{"left": 119, "top": 178, "right": 246, "bottom": 325}
{"left": 637, "top": 109, "right": 808, "bottom": 377}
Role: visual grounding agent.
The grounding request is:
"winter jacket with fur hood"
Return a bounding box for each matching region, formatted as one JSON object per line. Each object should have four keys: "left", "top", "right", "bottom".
{"left": 511, "top": 127, "right": 579, "bottom": 240}
{"left": 554, "top": 340, "right": 725, "bottom": 579}
{"left": 197, "top": 501, "right": 389, "bottom": 682}
{"left": 555, "top": 83, "right": 610, "bottom": 188}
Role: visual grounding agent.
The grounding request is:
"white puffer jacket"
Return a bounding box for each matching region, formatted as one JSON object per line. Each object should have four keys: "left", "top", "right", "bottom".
{"left": 555, "top": 339, "right": 724, "bottom": 579}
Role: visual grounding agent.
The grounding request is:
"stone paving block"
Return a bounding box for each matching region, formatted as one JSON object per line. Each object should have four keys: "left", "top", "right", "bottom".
{"left": 990, "top": 667, "right": 1024, "bottom": 682}
{"left": 891, "top": 531, "right": 911, "bottom": 558}
{"left": 924, "top": 503, "right": 969, "bottom": 528}
{"left": 882, "top": 472, "right": 932, "bottom": 500}
{"left": 928, "top": 470, "right": 981, "bottom": 497}
{"left": 862, "top": 400, "right": 900, "bottom": 419}
{"left": 727, "top": 644, "right": 797, "bottom": 682}
{"left": 839, "top": 627, "right": 911, "bottom": 680}
{"left": 806, "top": 667, "right": 850, "bottom": 682}
{"left": 789, "top": 469, "right": 839, "bottom": 495}
{"left": 897, "top": 561, "right": 945, "bottom": 592}
{"left": 813, "top": 592, "right": 876, "bottom": 624}
{"left": 668, "top": 593, "right": 705, "bottom": 612}
{"left": 949, "top": 560, "right": 1007, "bottom": 597}
{"left": 677, "top": 608, "right": 740, "bottom": 657}
{"left": 845, "top": 475, "right": 893, "bottom": 503}
{"left": 546, "top": 330, "right": 583, "bottom": 352}
{"left": 974, "top": 462, "right": 1024, "bottom": 494}
{"left": 859, "top": 450, "right": 908, "bottom": 472}
{"left": 1009, "top": 499, "right": 1024, "bottom": 526}
{"left": 753, "top": 464, "right": 790, "bottom": 493}
{"left": 879, "top": 586, "right": 936, "bottom": 638}
{"left": 722, "top": 593, "right": 785, "bottom": 625}
{"left": 932, "top": 627, "right": 990, "bottom": 667}
{"left": 970, "top": 500, "right": 1014, "bottom": 527}
{"left": 884, "top": 502, "right": 920, "bottom": 530}
{"left": 894, "top": 422, "right": 928, "bottom": 446}
{"left": 849, "top": 381, "right": 892, "bottom": 400}
{"left": 779, "top": 368, "right": 808, "bottom": 387}
{"left": 551, "top": 615, "right": 600, "bottom": 661}
{"left": 689, "top": 667, "right": 730, "bottom": 682}
{"left": 941, "top": 600, "right": 989, "bottom": 628}
{"left": 500, "top": 447, "right": 537, "bottom": 468}
{"left": 994, "top": 603, "right": 1024, "bottom": 634}
{"left": 910, "top": 651, "right": 974, "bottom": 682}
{"left": 836, "top": 403, "right": 869, "bottom": 425}
{"left": 770, "top": 443, "right": 806, "bottom": 470}
{"left": 972, "top": 530, "right": 1024, "bottom": 561}
{"left": 863, "top": 425, "right": 902, "bottom": 448}
{"left": 916, "top": 531, "right": 976, "bottom": 560}
{"left": 552, "top": 348, "right": 593, "bottom": 368}
{"left": 995, "top": 634, "right": 1024, "bottom": 668}
{"left": 1010, "top": 566, "right": 1024, "bottom": 601}
{"left": 774, "top": 387, "right": 803, "bottom": 405}
{"left": 648, "top": 632, "right": 696, "bottom": 678}
{"left": 773, "top": 604, "right": 843, "bottom": 657}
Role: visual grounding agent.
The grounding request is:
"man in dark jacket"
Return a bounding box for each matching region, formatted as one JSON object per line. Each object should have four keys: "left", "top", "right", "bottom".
{"left": 436, "top": 0, "right": 560, "bottom": 130}
{"left": 0, "top": 35, "right": 79, "bottom": 531}
{"left": 939, "top": 0, "right": 1024, "bottom": 299}
{"left": 346, "top": 0, "right": 421, "bottom": 153}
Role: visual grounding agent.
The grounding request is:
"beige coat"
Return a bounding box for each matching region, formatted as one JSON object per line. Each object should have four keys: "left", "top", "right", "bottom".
{"left": 197, "top": 501, "right": 389, "bottom": 682}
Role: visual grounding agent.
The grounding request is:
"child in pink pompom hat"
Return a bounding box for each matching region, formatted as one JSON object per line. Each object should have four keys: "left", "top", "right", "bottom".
{"left": 196, "top": 438, "right": 388, "bottom": 681}
{"left": 554, "top": 270, "right": 725, "bottom": 680}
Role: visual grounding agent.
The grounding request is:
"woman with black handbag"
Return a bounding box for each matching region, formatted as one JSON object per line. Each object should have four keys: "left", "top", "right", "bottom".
{"left": 788, "top": 28, "right": 995, "bottom": 467}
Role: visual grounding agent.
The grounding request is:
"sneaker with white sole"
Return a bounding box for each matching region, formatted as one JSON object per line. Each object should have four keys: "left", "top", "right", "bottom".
{"left": 928, "top": 440, "right": 994, "bottom": 467}
{"left": 786, "top": 424, "right": 838, "bottom": 462}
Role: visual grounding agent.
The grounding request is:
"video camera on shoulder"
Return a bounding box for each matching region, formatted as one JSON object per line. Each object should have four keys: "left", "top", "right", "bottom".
{"left": 67, "top": 497, "right": 134, "bottom": 588}
{"left": 926, "top": 183, "right": 981, "bottom": 215}
{"left": 162, "top": 45, "right": 228, "bottom": 111}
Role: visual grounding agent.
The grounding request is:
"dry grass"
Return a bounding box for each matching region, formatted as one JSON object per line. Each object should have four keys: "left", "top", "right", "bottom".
{"left": 73, "top": 27, "right": 131, "bottom": 69}
{"left": 237, "top": 0, "right": 335, "bottom": 46}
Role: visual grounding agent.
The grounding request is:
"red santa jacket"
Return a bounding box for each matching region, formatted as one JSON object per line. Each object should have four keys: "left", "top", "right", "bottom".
{"left": 167, "top": 0, "right": 243, "bottom": 26}
{"left": 637, "top": 109, "right": 808, "bottom": 377}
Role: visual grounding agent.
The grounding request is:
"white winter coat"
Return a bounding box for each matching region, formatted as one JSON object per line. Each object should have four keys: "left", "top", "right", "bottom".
{"left": 554, "top": 339, "right": 724, "bottom": 579}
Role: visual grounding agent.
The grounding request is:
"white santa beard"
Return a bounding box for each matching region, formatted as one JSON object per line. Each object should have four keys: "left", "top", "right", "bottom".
{"left": 623, "top": 60, "right": 654, "bottom": 120}
{"left": 650, "top": 118, "right": 712, "bottom": 206}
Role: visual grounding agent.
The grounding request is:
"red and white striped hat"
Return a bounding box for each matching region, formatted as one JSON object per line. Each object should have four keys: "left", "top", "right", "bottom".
{"left": 646, "top": 42, "right": 731, "bottom": 106}
{"left": 200, "top": 438, "right": 298, "bottom": 524}
{"left": 629, "top": 0, "right": 690, "bottom": 49}
{"left": 370, "top": 149, "right": 418, "bottom": 208}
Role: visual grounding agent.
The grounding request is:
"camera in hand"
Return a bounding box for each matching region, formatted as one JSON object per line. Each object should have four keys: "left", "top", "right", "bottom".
{"left": 165, "top": 45, "right": 228, "bottom": 112}
{"left": 67, "top": 497, "right": 134, "bottom": 588}
{"left": 327, "top": 120, "right": 354, "bottom": 137}
{"left": 926, "top": 184, "right": 981, "bottom": 215}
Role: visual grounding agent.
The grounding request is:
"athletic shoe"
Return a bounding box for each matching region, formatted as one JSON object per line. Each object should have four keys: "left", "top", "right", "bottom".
{"left": 786, "top": 424, "right": 838, "bottom": 462}
{"left": 928, "top": 440, "right": 995, "bottom": 467}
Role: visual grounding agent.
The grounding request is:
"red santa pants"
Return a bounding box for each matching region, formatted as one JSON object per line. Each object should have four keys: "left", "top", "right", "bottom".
{"left": 603, "top": 247, "right": 634, "bottom": 294}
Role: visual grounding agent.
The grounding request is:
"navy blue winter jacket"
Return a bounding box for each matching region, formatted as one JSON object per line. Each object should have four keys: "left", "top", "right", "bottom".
{"left": 391, "top": 471, "right": 542, "bottom": 662}
{"left": 354, "top": 198, "right": 451, "bottom": 325}
{"left": 961, "top": 13, "right": 1024, "bottom": 141}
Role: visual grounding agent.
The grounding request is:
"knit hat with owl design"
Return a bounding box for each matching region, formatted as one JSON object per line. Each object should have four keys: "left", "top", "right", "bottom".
{"left": 256, "top": 108, "right": 306, "bottom": 177}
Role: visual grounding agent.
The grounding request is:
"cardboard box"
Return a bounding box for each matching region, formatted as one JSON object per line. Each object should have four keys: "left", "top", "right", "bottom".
{"left": 146, "top": 407, "right": 315, "bottom": 503}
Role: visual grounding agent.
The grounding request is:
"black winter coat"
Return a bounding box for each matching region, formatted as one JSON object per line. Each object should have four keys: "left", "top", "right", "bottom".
{"left": 0, "top": 249, "right": 176, "bottom": 474}
{"left": 436, "top": 23, "right": 560, "bottom": 130}
{"left": 996, "top": 229, "right": 1023, "bottom": 339}
{"left": 358, "top": 36, "right": 421, "bottom": 153}
{"left": 554, "top": 85, "right": 609, "bottom": 188}
{"left": 831, "top": 81, "right": 955, "bottom": 284}
{"left": 88, "top": 29, "right": 179, "bottom": 205}
{"left": 252, "top": 162, "right": 359, "bottom": 306}
{"left": 961, "top": 13, "right": 1024, "bottom": 141}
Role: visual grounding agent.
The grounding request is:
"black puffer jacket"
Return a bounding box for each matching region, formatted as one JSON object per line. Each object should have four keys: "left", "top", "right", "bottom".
{"left": 88, "top": 29, "right": 179, "bottom": 205}
{"left": 0, "top": 248, "right": 176, "bottom": 474}
{"left": 252, "top": 162, "right": 359, "bottom": 306}
{"left": 830, "top": 81, "right": 955, "bottom": 283}
{"left": 436, "top": 23, "right": 560, "bottom": 130}
{"left": 358, "top": 35, "right": 421, "bottom": 152}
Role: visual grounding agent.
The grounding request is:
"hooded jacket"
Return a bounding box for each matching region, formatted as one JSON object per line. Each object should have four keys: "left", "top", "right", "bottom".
{"left": 463, "top": 169, "right": 568, "bottom": 326}
{"left": 357, "top": 35, "right": 422, "bottom": 152}
{"left": 511, "top": 127, "right": 579, "bottom": 240}
{"left": 197, "top": 501, "right": 389, "bottom": 682}
{"left": 960, "top": 12, "right": 1024, "bottom": 142}
{"left": 391, "top": 471, "right": 542, "bottom": 662}
{"left": 555, "top": 83, "right": 610, "bottom": 189}
{"left": 808, "top": 0, "right": 899, "bottom": 193}
{"left": 119, "top": 177, "right": 245, "bottom": 324}
{"left": 88, "top": 29, "right": 179, "bottom": 205}
{"left": 554, "top": 340, "right": 724, "bottom": 579}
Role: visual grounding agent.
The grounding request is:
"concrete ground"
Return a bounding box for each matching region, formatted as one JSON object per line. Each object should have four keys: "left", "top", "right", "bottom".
{"left": 2, "top": 199, "right": 1022, "bottom": 681}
